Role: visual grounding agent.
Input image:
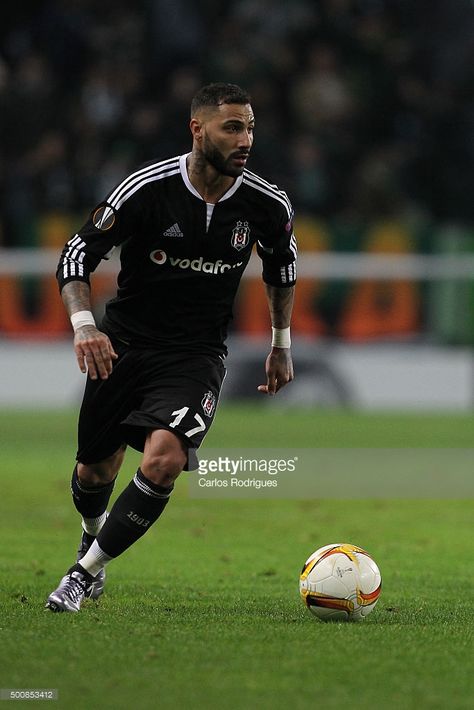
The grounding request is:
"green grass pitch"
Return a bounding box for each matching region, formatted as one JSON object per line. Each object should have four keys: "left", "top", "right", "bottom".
{"left": 1, "top": 405, "right": 474, "bottom": 709}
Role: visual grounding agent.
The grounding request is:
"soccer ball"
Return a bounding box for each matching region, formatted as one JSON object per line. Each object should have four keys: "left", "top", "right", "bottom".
{"left": 299, "top": 543, "right": 382, "bottom": 621}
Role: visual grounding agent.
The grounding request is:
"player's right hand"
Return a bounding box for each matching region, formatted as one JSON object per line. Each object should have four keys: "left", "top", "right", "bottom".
{"left": 73, "top": 325, "right": 118, "bottom": 380}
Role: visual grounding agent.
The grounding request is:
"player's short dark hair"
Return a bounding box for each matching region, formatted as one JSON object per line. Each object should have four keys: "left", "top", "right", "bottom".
{"left": 190, "top": 83, "right": 251, "bottom": 117}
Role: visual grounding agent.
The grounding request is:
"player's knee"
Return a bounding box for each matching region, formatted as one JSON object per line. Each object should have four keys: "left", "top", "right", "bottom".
{"left": 141, "top": 429, "right": 187, "bottom": 485}
{"left": 141, "top": 447, "right": 185, "bottom": 486}
{"left": 77, "top": 446, "right": 125, "bottom": 486}
{"left": 141, "top": 451, "right": 185, "bottom": 486}
{"left": 77, "top": 462, "right": 117, "bottom": 486}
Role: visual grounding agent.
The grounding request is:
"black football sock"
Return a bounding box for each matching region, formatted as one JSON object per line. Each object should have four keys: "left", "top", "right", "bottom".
{"left": 71, "top": 465, "right": 116, "bottom": 519}
{"left": 95, "top": 468, "right": 173, "bottom": 558}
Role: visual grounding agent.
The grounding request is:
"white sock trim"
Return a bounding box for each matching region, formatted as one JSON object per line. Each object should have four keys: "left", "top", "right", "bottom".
{"left": 82, "top": 512, "right": 108, "bottom": 537}
{"left": 79, "top": 540, "right": 112, "bottom": 577}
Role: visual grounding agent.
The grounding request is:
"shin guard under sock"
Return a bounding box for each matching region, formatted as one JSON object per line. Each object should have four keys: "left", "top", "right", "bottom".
{"left": 71, "top": 465, "right": 116, "bottom": 519}
{"left": 95, "top": 469, "right": 173, "bottom": 559}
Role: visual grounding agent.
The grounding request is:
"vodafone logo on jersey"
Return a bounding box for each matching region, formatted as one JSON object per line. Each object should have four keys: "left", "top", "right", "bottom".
{"left": 150, "top": 249, "right": 168, "bottom": 264}
{"left": 150, "top": 250, "right": 243, "bottom": 274}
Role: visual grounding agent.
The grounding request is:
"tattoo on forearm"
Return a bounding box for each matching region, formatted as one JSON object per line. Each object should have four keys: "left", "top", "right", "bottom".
{"left": 266, "top": 285, "right": 294, "bottom": 328}
{"left": 61, "top": 281, "right": 92, "bottom": 316}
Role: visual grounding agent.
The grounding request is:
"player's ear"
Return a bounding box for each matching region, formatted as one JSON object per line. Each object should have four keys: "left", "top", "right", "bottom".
{"left": 190, "top": 117, "right": 203, "bottom": 141}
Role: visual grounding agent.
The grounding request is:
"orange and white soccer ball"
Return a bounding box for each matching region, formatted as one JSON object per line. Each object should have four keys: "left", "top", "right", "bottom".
{"left": 299, "top": 543, "right": 382, "bottom": 621}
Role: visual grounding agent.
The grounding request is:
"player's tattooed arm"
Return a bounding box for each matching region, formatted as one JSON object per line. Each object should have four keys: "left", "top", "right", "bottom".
{"left": 61, "top": 280, "right": 93, "bottom": 314}
{"left": 258, "top": 285, "right": 295, "bottom": 396}
{"left": 61, "top": 281, "right": 118, "bottom": 381}
{"left": 265, "top": 284, "right": 294, "bottom": 328}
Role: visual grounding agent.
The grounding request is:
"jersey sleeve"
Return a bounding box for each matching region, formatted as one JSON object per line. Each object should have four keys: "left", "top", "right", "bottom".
{"left": 256, "top": 203, "right": 297, "bottom": 288}
{"left": 56, "top": 183, "right": 145, "bottom": 291}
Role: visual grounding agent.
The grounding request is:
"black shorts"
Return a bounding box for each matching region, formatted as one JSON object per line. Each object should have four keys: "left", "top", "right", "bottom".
{"left": 76, "top": 342, "right": 226, "bottom": 470}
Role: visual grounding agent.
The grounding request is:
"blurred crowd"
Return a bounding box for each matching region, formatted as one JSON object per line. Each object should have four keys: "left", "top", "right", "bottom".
{"left": 1, "top": 0, "right": 473, "bottom": 247}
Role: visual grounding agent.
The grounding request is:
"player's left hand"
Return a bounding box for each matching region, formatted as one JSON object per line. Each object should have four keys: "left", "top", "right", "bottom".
{"left": 258, "top": 348, "right": 294, "bottom": 395}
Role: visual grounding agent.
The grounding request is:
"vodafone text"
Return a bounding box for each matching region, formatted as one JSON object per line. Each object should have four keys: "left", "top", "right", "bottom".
{"left": 150, "top": 250, "right": 243, "bottom": 274}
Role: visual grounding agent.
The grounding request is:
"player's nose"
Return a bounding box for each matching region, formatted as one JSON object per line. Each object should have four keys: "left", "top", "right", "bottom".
{"left": 238, "top": 130, "right": 252, "bottom": 149}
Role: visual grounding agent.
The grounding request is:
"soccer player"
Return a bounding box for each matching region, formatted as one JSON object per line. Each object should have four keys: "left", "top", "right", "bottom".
{"left": 45, "top": 82, "right": 297, "bottom": 612}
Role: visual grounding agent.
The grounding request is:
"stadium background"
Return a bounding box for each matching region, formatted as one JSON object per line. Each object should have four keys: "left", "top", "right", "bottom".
{"left": 0, "top": 0, "right": 473, "bottom": 408}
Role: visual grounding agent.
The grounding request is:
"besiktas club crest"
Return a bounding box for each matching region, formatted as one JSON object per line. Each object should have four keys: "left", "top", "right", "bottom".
{"left": 201, "top": 391, "right": 216, "bottom": 417}
{"left": 231, "top": 221, "right": 250, "bottom": 251}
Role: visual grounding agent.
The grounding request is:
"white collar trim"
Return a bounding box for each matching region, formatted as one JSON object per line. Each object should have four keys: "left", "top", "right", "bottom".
{"left": 179, "top": 153, "right": 243, "bottom": 202}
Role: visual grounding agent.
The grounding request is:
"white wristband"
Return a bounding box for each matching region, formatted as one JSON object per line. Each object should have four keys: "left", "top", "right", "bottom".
{"left": 70, "top": 310, "right": 96, "bottom": 332}
{"left": 272, "top": 326, "right": 291, "bottom": 348}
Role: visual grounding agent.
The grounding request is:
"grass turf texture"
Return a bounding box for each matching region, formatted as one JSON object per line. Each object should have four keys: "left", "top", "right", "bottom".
{"left": 1, "top": 406, "right": 474, "bottom": 709}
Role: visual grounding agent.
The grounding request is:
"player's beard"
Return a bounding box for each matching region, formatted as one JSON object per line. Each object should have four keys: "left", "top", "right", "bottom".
{"left": 202, "top": 137, "right": 248, "bottom": 177}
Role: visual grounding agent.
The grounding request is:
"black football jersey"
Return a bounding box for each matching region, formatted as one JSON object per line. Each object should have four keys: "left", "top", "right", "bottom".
{"left": 57, "top": 154, "right": 297, "bottom": 355}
